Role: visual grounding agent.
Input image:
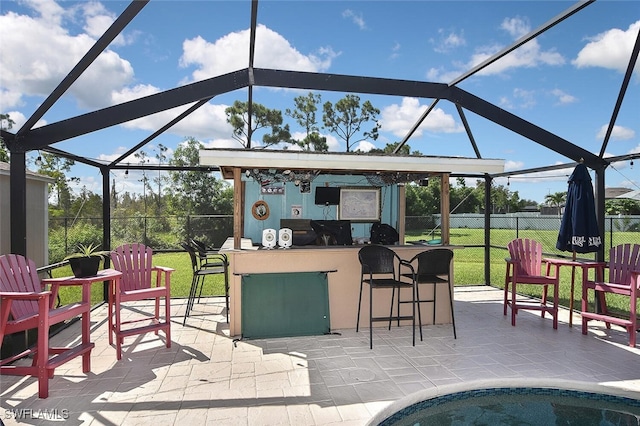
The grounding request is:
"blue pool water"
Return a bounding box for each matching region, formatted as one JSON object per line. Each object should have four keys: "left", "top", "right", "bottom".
{"left": 376, "top": 387, "right": 640, "bottom": 426}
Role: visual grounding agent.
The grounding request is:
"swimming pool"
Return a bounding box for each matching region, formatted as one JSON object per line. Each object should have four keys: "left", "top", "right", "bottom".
{"left": 370, "top": 381, "right": 640, "bottom": 426}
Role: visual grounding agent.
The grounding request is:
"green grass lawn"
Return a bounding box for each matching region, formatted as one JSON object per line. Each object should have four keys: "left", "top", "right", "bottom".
{"left": 53, "top": 230, "right": 634, "bottom": 318}
{"left": 51, "top": 251, "right": 226, "bottom": 307}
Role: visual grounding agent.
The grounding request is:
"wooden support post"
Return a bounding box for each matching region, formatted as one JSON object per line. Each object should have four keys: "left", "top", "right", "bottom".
{"left": 233, "top": 167, "right": 242, "bottom": 250}
{"left": 440, "top": 173, "right": 450, "bottom": 245}
{"left": 398, "top": 184, "right": 406, "bottom": 244}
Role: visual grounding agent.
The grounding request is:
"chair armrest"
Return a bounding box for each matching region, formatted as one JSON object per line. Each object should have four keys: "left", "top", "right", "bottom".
{"left": 152, "top": 266, "right": 174, "bottom": 289}
{"left": 152, "top": 266, "right": 175, "bottom": 273}
{"left": 0, "top": 291, "right": 51, "bottom": 300}
{"left": 208, "top": 252, "right": 228, "bottom": 261}
{"left": 399, "top": 259, "right": 415, "bottom": 277}
{"left": 201, "top": 252, "right": 228, "bottom": 266}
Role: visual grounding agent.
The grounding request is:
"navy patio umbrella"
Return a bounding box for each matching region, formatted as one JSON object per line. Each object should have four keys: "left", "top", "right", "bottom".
{"left": 556, "top": 162, "right": 602, "bottom": 325}
{"left": 556, "top": 162, "right": 602, "bottom": 254}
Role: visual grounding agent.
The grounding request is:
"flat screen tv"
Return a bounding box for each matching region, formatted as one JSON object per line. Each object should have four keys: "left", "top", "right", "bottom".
{"left": 315, "top": 186, "right": 340, "bottom": 206}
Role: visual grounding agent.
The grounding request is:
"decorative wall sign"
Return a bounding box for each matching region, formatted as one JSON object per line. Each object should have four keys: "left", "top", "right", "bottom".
{"left": 251, "top": 200, "right": 270, "bottom": 220}
{"left": 339, "top": 188, "right": 381, "bottom": 222}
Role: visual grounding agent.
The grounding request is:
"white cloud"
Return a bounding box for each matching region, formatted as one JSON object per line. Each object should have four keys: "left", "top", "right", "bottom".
{"left": 0, "top": 2, "right": 134, "bottom": 110}
{"left": 1, "top": 110, "right": 47, "bottom": 131}
{"left": 428, "top": 17, "right": 564, "bottom": 82}
{"left": 499, "top": 88, "right": 541, "bottom": 110}
{"left": 68, "top": 174, "right": 101, "bottom": 193}
{"left": 0, "top": 89, "right": 24, "bottom": 112}
{"left": 605, "top": 152, "right": 635, "bottom": 173}
{"left": 79, "top": 2, "right": 136, "bottom": 47}
{"left": 498, "top": 96, "right": 513, "bottom": 109}
{"left": 2, "top": 111, "right": 24, "bottom": 130}
{"left": 0, "top": 3, "right": 336, "bottom": 141}
{"left": 80, "top": 2, "right": 117, "bottom": 43}
{"left": 476, "top": 39, "right": 564, "bottom": 76}
{"left": 500, "top": 16, "right": 530, "bottom": 39}
{"left": 504, "top": 160, "right": 524, "bottom": 171}
{"left": 596, "top": 124, "right": 636, "bottom": 141}
{"left": 142, "top": 103, "right": 233, "bottom": 142}
{"left": 432, "top": 29, "right": 466, "bottom": 54}
{"left": 515, "top": 164, "right": 575, "bottom": 183}
{"left": 111, "top": 84, "right": 161, "bottom": 104}
{"left": 511, "top": 88, "right": 536, "bottom": 109}
{"left": 25, "top": 0, "right": 66, "bottom": 27}
{"left": 389, "top": 42, "right": 401, "bottom": 60}
{"left": 280, "top": 131, "right": 342, "bottom": 152}
{"left": 550, "top": 89, "right": 577, "bottom": 105}
{"left": 324, "top": 134, "right": 341, "bottom": 151}
{"left": 353, "top": 140, "right": 376, "bottom": 152}
{"left": 289, "top": 131, "right": 307, "bottom": 145}
{"left": 97, "top": 146, "right": 136, "bottom": 164}
{"left": 425, "top": 66, "right": 461, "bottom": 83}
{"left": 109, "top": 84, "right": 234, "bottom": 141}
{"left": 203, "top": 138, "right": 244, "bottom": 149}
{"left": 180, "top": 24, "right": 338, "bottom": 82}
{"left": 342, "top": 9, "right": 367, "bottom": 30}
{"left": 279, "top": 142, "right": 303, "bottom": 151}
{"left": 573, "top": 20, "right": 640, "bottom": 74}
{"left": 380, "top": 97, "right": 463, "bottom": 137}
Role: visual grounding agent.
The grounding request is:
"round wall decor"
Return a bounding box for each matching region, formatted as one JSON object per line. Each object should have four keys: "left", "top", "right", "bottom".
{"left": 251, "top": 200, "right": 270, "bottom": 220}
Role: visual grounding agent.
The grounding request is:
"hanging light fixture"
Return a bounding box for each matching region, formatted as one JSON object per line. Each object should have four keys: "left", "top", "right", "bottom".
{"left": 35, "top": 152, "right": 43, "bottom": 167}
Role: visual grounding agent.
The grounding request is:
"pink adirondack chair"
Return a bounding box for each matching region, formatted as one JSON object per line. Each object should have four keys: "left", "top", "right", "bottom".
{"left": 581, "top": 243, "right": 640, "bottom": 347}
{"left": 110, "top": 243, "right": 173, "bottom": 360}
{"left": 504, "top": 238, "right": 561, "bottom": 328}
{"left": 0, "top": 254, "right": 93, "bottom": 398}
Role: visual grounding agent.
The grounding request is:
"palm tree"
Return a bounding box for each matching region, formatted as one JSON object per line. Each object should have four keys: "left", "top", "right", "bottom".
{"left": 545, "top": 191, "right": 566, "bottom": 216}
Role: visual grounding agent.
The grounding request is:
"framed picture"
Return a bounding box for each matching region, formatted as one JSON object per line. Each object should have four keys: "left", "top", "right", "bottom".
{"left": 339, "top": 187, "right": 380, "bottom": 222}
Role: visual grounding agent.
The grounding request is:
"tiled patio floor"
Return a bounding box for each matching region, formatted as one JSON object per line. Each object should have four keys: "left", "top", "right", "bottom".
{"left": 1, "top": 285, "right": 639, "bottom": 425}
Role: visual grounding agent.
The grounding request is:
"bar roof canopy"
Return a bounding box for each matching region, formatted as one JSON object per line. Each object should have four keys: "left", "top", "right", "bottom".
{"left": 200, "top": 148, "right": 505, "bottom": 180}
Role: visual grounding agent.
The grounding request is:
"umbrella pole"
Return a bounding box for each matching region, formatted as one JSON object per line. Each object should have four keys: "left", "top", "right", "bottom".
{"left": 569, "top": 251, "right": 576, "bottom": 327}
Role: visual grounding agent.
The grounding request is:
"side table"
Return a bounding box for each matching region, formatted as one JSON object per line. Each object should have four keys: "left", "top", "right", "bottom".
{"left": 543, "top": 258, "right": 604, "bottom": 327}
{"left": 42, "top": 269, "right": 123, "bottom": 364}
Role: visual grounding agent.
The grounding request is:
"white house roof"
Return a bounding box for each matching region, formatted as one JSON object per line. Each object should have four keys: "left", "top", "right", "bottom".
{"left": 616, "top": 189, "right": 640, "bottom": 201}
{"left": 199, "top": 148, "right": 504, "bottom": 179}
{"left": 0, "top": 161, "right": 55, "bottom": 183}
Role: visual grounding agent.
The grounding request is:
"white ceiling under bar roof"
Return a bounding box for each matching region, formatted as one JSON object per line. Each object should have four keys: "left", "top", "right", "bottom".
{"left": 200, "top": 148, "right": 505, "bottom": 179}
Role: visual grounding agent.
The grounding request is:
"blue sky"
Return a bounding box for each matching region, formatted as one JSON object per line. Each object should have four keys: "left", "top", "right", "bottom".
{"left": 1, "top": 0, "right": 638, "bottom": 204}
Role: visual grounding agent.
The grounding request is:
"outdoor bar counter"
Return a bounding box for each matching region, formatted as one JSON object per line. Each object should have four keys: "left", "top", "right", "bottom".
{"left": 200, "top": 148, "right": 503, "bottom": 339}
{"left": 225, "top": 244, "right": 460, "bottom": 339}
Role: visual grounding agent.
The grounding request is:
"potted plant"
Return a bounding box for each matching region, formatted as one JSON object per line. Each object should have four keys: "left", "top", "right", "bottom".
{"left": 65, "top": 243, "right": 110, "bottom": 278}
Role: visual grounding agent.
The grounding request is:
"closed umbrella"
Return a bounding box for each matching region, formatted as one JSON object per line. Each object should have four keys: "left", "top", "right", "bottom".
{"left": 556, "top": 162, "right": 602, "bottom": 253}
{"left": 556, "top": 162, "right": 602, "bottom": 325}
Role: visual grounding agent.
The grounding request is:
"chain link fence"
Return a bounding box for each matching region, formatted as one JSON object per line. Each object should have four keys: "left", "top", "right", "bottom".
{"left": 406, "top": 213, "right": 639, "bottom": 285}
{"left": 50, "top": 213, "right": 638, "bottom": 284}
{"left": 49, "top": 214, "right": 234, "bottom": 263}
{"left": 407, "top": 213, "right": 639, "bottom": 248}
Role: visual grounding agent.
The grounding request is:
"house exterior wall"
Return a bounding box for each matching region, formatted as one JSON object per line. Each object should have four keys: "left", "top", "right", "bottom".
{"left": 0, "top": 162, "right": 52, "bottom": 267}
